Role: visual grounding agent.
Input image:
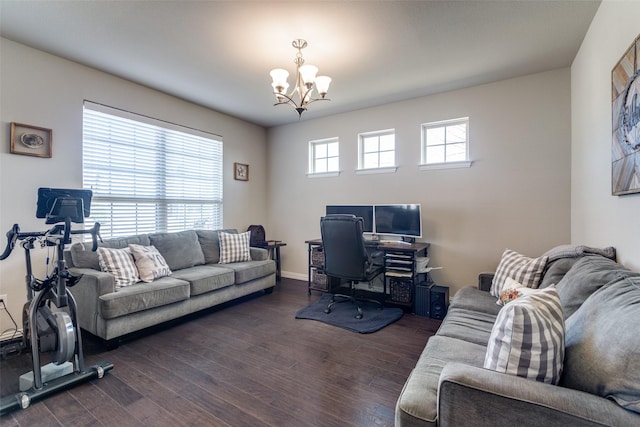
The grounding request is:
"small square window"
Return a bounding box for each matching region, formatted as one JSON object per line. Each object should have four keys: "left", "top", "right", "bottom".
{"left": 309, "top": 138, "right": 339, "bottom": 174}
{"left": 358, "top": 129, "right": 395, "bottom": 170}
{"left": 422, "top": 118, "right": 469, "bottom": 165}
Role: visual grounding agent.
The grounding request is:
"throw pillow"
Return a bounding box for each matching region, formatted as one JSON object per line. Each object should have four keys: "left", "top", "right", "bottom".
{"left": 97, "top": 247, "right": 139, "bottom": 288}
{"left": 490, "top": 249, "right": 548, "bottom": 297}
{"left": 562, "top": 276, "right": 640, "bottom": 414}
{"left": 128, "top": 244, "right": 172, "bottom": 282}
{"left": 484, "top": 286, "right": 565, "bottom": 384}
{"left": 497, "top": 278, "right": 546, "bottom": 305}
{"left": 218, "top": 231, "right": 252, "bottom": 264}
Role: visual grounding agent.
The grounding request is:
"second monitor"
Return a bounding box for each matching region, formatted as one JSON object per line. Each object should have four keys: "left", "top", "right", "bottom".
{"left": 325, "top": 205, "right": 374, "bottom": 233}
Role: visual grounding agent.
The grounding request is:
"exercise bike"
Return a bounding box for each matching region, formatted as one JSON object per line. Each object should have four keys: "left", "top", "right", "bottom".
{"left": 0, "top": 188, "right": 113, "bottom": 416}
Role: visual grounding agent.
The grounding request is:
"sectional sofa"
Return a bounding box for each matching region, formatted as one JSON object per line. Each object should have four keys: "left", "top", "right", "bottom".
{"left": 395, "top": 248, "right": 640, "bottom": 427}
{"left": 64, "top": 229, "right": 276, "bottom": 345}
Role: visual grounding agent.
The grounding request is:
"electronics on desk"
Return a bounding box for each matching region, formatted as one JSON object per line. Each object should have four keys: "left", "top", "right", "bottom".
{"left": 325, "top": 205, "right": 374, "bottom": 233}
{"left": 325, "top": 203, "right": 422, "bottom": 242}
{"left": 374, "top": 204, "right": 422, "bottom": 240}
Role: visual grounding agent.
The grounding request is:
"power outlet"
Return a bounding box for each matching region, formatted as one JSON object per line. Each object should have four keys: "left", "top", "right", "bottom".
{"left": 0, "top": 294, "right": 6, "bottom": 307}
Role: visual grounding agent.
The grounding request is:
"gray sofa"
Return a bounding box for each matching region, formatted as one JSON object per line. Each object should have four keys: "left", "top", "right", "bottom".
{"left": 395, "top": 253, "right": 640, "bottom": 427}
{"left": 64, "top": 229, "right": 276, "bottom": 345}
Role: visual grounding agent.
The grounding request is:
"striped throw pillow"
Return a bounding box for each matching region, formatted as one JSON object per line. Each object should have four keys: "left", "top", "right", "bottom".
{"left": 97, "top": 247, "right": 139, "bottom": 288}
{"left": 218, "top": 231, "right": 252, "bottom": 264}
{"left": 484, "top": 286, "right": 565, "bottom": 384}
{"left": 490, "top": 249, "right": 548, "bottom": 297}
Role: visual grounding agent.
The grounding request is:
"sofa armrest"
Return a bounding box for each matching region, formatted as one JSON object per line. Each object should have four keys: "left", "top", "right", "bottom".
{"left": 478, "top": 272, "right": 494, "bottom": 291}
{"left": 250, "top": 247, "right": 269, "bottom": 261}
{"left": 438, "top": 363, "right": 637, "bottom": 427}
{"left": 68, "top": 268, "right": 116, "bottom": 335}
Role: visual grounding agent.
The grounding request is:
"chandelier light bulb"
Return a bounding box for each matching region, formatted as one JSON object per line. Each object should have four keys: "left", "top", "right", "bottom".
{"left": 270, "top": 68, "right": 289, "bottom": 90}
{"left": 315, "top": 76, "right": 332, "bottom": 97}
{"left": 298, "top": 64, "right": 318, "bottom": 88}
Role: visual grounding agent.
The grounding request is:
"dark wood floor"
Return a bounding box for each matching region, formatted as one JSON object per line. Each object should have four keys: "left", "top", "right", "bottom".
{"left": 0, "top": 278, "right": 440, "bottom": 427}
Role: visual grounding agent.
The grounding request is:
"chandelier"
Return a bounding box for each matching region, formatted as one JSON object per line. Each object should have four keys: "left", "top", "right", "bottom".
{"left": 270, "top": 39, "right": 332, "bottom": 118}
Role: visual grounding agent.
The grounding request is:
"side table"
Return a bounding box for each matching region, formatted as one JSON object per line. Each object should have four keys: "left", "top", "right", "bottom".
{"left": 253, "top": 241, "right": 286, "bottom": 282}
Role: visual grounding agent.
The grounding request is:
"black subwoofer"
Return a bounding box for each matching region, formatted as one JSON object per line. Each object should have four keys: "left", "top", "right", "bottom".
{"left": 430, "top": 285, "right": 449, "bottom": 320}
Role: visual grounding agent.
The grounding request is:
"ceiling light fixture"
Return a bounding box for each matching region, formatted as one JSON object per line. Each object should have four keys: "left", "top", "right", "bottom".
{"left": 270, "top": 39, "right": 331, "bottom": 118}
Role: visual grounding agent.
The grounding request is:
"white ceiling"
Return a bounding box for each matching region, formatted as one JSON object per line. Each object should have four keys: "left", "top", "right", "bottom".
{"left": 0, "top": 0, "right": 600, "bottom": 128}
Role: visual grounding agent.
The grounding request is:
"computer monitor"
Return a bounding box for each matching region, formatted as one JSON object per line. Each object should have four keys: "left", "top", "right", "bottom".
{"left": 36, "top": 188, "right": 92, "bottom": 224}
{"left": 325, "top": 205, "right": 375, "bottom": 233}
{"left": 374, "top": 204, "right": 422, "bottom": 238}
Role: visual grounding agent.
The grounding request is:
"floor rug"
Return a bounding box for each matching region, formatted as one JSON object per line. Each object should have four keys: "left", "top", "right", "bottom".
{"left": 295, "top": 294, "right": 404, "bottom": 333}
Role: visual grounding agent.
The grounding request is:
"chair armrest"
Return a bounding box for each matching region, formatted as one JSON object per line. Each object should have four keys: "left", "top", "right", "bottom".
{"left": 438, "top": 363, "right": 637, "bottom": 427}
{"left": 250, "top": 247, "right": 269, "bottom": 261}
{"left": 68, "top": 268, "right": 116, "bottom": 336}
{"left": 478, "top": 272, "right": 494, "bottom": 291}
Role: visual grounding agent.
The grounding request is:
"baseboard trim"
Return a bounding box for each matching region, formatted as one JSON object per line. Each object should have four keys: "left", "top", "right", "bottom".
{"left": 281, "top": 271, "right": 307, "bottom": 281}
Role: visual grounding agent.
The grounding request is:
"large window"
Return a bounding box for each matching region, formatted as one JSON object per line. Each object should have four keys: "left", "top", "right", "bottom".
{"left": 358, "top": 129, "right": 396, "bottom": 170}
{"left": 82, "top": 102, "right": 223, "bottom": 238}
{"left": 421, "top": 117, "right": 470, "bottom": 167}
{"left": 309, "top": 137, "right": 339, "bottom": 174}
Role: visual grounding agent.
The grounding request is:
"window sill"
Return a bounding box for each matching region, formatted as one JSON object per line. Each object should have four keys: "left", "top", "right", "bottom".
{"left": 307, "top": 171, "right": 340, "bottom": 178}
{"left": 419, "top": 160, "right": 472, "bottom": 171}
{"left": 355, "top": 166, "right": 398, "bottom": 175}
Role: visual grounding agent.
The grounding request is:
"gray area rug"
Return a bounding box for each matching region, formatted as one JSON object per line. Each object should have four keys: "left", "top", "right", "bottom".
{"left": 295, "top": 294, "right": 404, "bottom": 333}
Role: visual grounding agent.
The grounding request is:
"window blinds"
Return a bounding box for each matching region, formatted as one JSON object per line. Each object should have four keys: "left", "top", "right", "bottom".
{"left": 82, "top": 102, "right": 223, "bottom": 238}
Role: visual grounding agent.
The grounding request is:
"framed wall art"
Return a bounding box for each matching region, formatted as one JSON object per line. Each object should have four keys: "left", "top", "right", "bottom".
{"left": 612, "top": 33, "right": 640, "bottom": 195}
{"left": 10, "top": 122, "right": 52, "bottom": 158}
{"left": 234, "top": 162, "right": 249, "bottom": 181}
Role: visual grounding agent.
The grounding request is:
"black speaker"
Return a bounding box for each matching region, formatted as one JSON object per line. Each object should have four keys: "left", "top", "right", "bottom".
{"left": 430, "top": 285, "right": 449, "bottom": 320}
{"left": 414, "top": 283, "right": 433, "bottom": 317}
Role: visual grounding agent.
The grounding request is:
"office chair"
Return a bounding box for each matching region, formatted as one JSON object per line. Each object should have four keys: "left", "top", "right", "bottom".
{"left": 320, "top": 214, "right": 385, "bottom": 319}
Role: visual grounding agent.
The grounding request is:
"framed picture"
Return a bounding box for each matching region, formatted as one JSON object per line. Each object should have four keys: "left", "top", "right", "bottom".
{"left": 234, "top": 162, "right": 249, "bottom": 181}
{"left": 10, "top": 122, "right": 52, "bottom": 158}
{"left": 611, "top": 33, "right": 640, "bottom": 195}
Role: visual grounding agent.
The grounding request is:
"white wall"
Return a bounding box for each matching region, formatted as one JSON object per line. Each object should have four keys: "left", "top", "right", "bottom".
{"left": 0, "top": 38, "right": 268, "bottom": 333}
{"left": 571, "top": 0, "right": 640, "bottom": 271}
{"left": 267, "top": 68, "right": 572, "bottom": 295}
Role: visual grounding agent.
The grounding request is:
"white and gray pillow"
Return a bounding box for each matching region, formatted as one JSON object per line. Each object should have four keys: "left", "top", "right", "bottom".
{"left": 218, "top": 231, "right": 252, "bottom": 264}
{"left": 97, "top": 247, "right": 139, "bottom": 288}
{"left": 484, "top": 286, "right": 565, "bottom": 385}
{"left": 490, "top": 249, "right": 548, "bottom": 297}
{"left": 129, "top": 244, "right": 172, "bottom": 282}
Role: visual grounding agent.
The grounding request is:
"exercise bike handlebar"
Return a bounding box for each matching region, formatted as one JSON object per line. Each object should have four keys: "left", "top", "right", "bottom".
{"left": 0, "top": 222, "right": 101, "bottom": 260}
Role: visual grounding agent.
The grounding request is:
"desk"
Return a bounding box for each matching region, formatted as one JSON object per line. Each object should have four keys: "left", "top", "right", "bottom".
{"left": 253, "top": 241, "right": 286, "bottom": 281}
{"left": 305, "top": 239, "right": 430, "bottom": 310}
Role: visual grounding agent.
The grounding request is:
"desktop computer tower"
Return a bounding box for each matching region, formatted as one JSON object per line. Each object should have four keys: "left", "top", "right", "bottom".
{"left": 430, "top": 285, "right": 449, "bottom": 320}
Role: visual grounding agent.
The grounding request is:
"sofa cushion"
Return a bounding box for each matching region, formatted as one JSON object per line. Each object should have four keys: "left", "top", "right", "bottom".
{"left": 435, "top": 307, "right": 497, "bottom": 347}
{"left": 538, "top": 257, "right": 580, "bottom": 289}
{"left": 484, "top": 286, "right": 564, "bottom": 385}
{"left": 129, "top": 244, "right": 172, "bottom": 282}
{"left": 562, "top": 276, "right": 640, "bottom": 414}
{"left": 555, "top": 255, "right": 634, "bottom": 319}
{"left": 218, "top": 259, "right": 276, "bottom": 284}
{"left": 149, "top": 230, "right": 205, "bottom": 270}
{"left": 395, "top": 336, "right": 487, "bottom": 426}
{"left": 70, "top": 234, "right": 151, "bottom": 270}
{"left": 196, "top": 229, "right": 238, "bottom": 264}
{"left": 170, "top": 265, "right": 235, "bottom": 296}
{"left": 449, "top": 286, "right": 502, "bottom": 316}
{"left": 97, "top": 247, "right": 139, "bottom": 288}
{"left": 99, "top": 276, "right": 190, "bottom": 319}
{"left": 218, "top": 231, "right": 252, "bottom": 264}
{"left": 490, "top": 249, "right": 548, "bottom": 297}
